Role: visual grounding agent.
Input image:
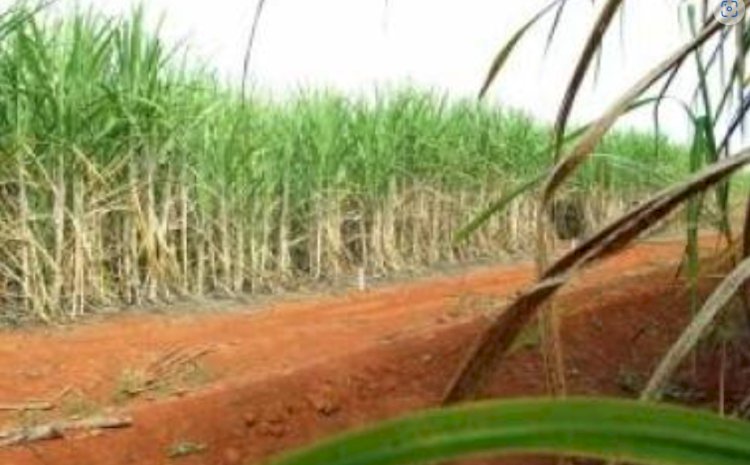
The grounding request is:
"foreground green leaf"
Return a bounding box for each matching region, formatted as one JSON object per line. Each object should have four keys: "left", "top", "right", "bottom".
{"left": 267, "top": 398, "right": 750, "bottom": 465}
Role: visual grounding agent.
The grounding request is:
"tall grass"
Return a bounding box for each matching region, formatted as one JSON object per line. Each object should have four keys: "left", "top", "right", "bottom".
{"left": 0, "top": 4, "right": 688, "bottom": 323}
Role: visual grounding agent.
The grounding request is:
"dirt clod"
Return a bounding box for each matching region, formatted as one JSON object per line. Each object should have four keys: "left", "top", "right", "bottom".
{"left": 242, "top": 413, "right": 257, "bottom": 428}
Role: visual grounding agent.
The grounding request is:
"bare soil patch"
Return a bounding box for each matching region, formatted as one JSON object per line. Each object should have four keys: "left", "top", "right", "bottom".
{"left": 0, "top": 237, "right": 746, "bottom": 465}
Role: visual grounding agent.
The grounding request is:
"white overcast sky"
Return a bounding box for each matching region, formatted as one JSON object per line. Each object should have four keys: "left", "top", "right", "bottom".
{"left": 38, "top": 1, "right": 726, "bottom": 141}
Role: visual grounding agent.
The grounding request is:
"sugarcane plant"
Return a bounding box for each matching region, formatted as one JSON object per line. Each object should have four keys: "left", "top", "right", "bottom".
{"left": 445, "top": 0, "right": 750, "bottom": 407}
{"left": 265, "top": 1, "right": 750, "bottom": 464}
{"left": 0, "top": 1, "right": 686, "bottom": 323}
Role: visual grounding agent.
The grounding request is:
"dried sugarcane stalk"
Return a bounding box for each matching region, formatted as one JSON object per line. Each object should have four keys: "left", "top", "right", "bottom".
{"left": 0, "top": 402, "right": 53, "bottom": 412}
{"left": 0, "top": 415, "right": 133, "bottom": 448}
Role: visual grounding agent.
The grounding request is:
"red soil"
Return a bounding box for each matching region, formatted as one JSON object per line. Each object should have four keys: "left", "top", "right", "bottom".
{"left": 0, "top": 238, "right": 746, "bottom": 465}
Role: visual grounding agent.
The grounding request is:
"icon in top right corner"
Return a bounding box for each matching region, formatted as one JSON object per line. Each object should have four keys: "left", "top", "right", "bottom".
{"left": 715, "top": 0, "right": 746, "bottom": 25}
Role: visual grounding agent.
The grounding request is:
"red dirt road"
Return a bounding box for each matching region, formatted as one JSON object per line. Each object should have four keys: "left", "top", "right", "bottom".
{"left": 0, "top": 238, "right": 744, "bottom": 465}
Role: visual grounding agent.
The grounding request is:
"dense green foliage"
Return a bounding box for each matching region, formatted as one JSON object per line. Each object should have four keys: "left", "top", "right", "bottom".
{"left": 0, "top": 4, "right": 687, "bottom": 321}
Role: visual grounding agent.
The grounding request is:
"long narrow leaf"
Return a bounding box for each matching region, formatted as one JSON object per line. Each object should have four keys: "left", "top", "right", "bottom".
{"left": 642, "top": 256, "right": 750, "bottom": 400}
{"left": 553, "top": 0, "right": 624, "bottom": 158}
{"left": 444, "top": 148, "right": 750, "bottom": 404}
{"left": 543, "top": 19, "right": 723, "bottom": 204}
{"left": 543, "top": 0, "right": 571, "bottom": 54}
{"left": 454, "top": 96, "right": 673, "bottom": 244}
{"left": 453, "top": 172, "right": 546, "bottom": 244}
{"left": 269, "top": 398, "right": 750, "bottom": 465}
{"left": 241, "top": 0, "right": 268, "bottom": 99}
{"left": 478, "top": 0, "right": 564, "bottom": 99}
